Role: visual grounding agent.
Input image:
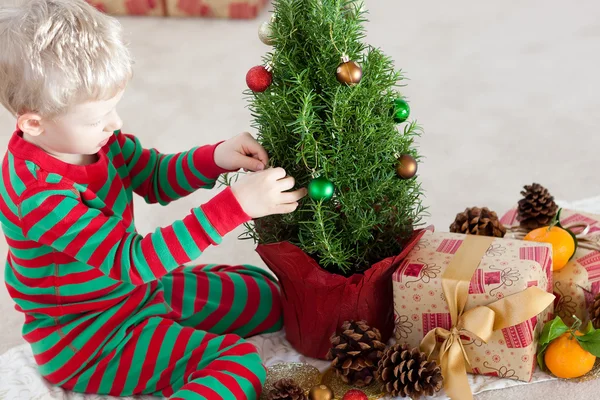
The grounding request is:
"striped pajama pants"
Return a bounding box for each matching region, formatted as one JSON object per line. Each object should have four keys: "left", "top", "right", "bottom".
{"left": 58, "top": 264, "right": 282, "bottom": 399}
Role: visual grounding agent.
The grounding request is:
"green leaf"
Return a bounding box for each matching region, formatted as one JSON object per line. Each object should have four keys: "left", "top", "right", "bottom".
{"left": 537, "top": 343, "right": 549, "bottom": 371}
{"left": 537, "top": 317, "right": 570, "bottom": 371}
{"left": 539, "top": 316, "right": 569, "bottom": 347}
{"left": 578, "top": 340, "right": 600, "bottom": 358}
{"left": 550, "top": 208, "right": 562, "bottom": 230}
{"left": 583, "top": 321, "right": 596, "bottom": 335}
{"left": 575, "top": 327, "right": 600, "bottom": 357}
{"left": 576, "top": 329, "right": 600, "bottom": 342}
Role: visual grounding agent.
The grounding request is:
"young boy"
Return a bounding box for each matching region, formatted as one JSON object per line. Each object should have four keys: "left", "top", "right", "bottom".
{"left": 0, "top": 0, "right": 306, "bottom": 398}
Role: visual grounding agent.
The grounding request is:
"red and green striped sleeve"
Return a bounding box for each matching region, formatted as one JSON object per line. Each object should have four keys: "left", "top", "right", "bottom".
{"left": 17, "top": 182, "right": 250, "bottom": 286}
{"left": 115, "top": 131, "right": 232, "bottom": 205}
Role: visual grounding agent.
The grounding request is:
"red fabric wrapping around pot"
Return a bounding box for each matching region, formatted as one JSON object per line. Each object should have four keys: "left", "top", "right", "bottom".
{"left": 256, "top": 229, "right": 426, "bottom": 359}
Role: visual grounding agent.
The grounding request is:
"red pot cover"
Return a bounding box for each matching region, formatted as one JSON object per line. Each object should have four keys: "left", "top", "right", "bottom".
{"left": 256, "top": 229, "right": 426, "bottom": 359}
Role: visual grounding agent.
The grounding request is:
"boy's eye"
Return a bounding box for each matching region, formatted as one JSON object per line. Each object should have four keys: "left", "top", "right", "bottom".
{"left": 90, "top": 120, "right": 102, "bottom": 127}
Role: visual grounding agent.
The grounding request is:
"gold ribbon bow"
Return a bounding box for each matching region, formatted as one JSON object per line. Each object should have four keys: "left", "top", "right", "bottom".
{"left": 419, "top": 235, "right": 556, "bottom": 400}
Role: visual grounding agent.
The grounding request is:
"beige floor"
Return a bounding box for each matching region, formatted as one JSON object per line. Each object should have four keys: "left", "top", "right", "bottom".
{"left": 1, "top": 0, "right": 600, "bottom": 398}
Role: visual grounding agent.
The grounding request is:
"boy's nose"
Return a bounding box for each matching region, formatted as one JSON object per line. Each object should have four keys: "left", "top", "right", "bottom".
{"left": 104, "top": 111, "right": 123, "bottom": 132}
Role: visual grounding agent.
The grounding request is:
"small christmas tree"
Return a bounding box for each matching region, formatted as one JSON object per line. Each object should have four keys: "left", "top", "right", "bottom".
{"left": 241, "top": 0, "right": 424, "bottom": 275}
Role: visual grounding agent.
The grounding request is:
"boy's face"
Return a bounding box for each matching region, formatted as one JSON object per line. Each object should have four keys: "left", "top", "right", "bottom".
{"left": 23, "top": 90, "right": 125, "bottom": 158}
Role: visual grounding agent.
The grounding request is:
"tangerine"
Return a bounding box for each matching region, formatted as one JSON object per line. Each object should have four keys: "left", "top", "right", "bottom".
{"left": 524, "top": 226, "right": 575, "bottom": 271}
{"left": 544, "top": 332, "right": 596, "bottom": 378}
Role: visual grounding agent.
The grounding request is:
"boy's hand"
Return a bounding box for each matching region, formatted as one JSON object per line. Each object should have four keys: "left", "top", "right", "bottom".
{"left": 231, "top": 168, "right": 308, "bottom": 218}
{"left": 214, "top": 132, "right": 269, "bottom": 172}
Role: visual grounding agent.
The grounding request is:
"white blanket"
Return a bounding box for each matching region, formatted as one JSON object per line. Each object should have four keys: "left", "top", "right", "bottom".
{"left": 3, "top": 196, "right": 599, "bottom": 399}
{"left": 0, "top": 331, "right": 555, "bottom": 400}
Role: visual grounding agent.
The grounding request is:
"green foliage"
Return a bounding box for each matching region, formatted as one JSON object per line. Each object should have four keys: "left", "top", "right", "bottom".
{"left": 537, "top": 316, "right": 600, "bottom": 372}
{"left": 238, "top": 0, "right": 425, "bottom": 275}
{"left": 537, "top": 316, "right": 570, "bottom": 371}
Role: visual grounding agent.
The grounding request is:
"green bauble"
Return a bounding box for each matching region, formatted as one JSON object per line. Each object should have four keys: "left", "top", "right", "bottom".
{"left": 393, "top": 98, "right": 410, "bottom": 123}
{"left": 308, "top": 177, "right": 335, "bottom": 201}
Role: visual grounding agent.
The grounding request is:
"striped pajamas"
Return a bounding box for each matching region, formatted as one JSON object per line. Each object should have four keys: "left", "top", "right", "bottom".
{"left": 1, "top": 129, "right": 282, "bottom": 399}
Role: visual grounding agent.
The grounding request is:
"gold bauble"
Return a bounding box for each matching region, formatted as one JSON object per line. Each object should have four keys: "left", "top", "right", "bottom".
{"left": 336, "top": 55, "right": 363, "bottom": 86}
{"left": 396, "top": 154, "right": 418, "bottom": 179}
{"left": 308, "top": 384, "right": 334, "bottom": 400}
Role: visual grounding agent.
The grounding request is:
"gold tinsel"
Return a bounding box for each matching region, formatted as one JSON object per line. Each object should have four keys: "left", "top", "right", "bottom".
{"left": 261, "top": 363, "right": 385, "bottom": 400}
{"left": 320, "top": 368, "right": 385, "bottom": 400}
{"left": 261, "top": 363, "right": 321, "bottom": 400}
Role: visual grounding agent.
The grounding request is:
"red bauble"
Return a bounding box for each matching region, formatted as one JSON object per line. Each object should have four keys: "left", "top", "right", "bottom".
{"left": 341, "top": 389, "right": 368, "bottom": 400}
{"left": 246, "top": 65, "right": 272, "bottom": 92}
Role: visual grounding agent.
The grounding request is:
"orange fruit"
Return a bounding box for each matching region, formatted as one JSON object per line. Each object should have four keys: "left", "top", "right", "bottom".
{"left": 523, "top": 226, "right": 575, "bottom": 271}
{"left": 545, "top": 332, "right": 596, "bottom": 378}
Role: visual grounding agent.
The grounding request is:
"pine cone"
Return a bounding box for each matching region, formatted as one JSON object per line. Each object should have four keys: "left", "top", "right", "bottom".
{"left": 267, "top": 379, "right": 307, "bottom": 400}
{"left": 589, "top": 293, "right": 600, "bottom": 330}
{"left": 326, "top": 320, "right": 386, "bottom": 387}
{"left": 517, "top": 183, "right": 559, "bottom": 230}
{"left": 377, "top": 344, "right": 443, "bottom": 399}
{"left": 449, "top": 207, "right": 506, "bottom": 238}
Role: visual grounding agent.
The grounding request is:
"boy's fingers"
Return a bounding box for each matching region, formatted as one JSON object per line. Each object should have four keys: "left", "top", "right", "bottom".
{"left": 276, "top": 202, "right": 299, "bottom": 214}
{"left": 253, "top": 146, "right": 269, "bottom": 166}
{"left": 277, "top": 176, "right": 296, "bottom": 190}
{"left": 281, "top": 188, "right": 307, "bottom": 203}
{"left": 243, "top": 138, "right": 269, "bottom": 166}
{"left": 234, "top": 154, "right": 265, "bottom": 172}
{"left": 269, "top": 167, "right": 287, "bottom": 180}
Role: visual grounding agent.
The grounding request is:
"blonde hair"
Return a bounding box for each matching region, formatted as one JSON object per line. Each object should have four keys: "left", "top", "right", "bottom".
{"left": 0, "top": 0, "right": 133, "bottom": 117}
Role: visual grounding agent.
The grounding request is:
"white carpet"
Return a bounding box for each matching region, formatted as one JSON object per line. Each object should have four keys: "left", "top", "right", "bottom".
{"left": 0, "top": 331, "right": 558, "bottom": 400}
{"left": 1, "top": 0, "right": 600, "bottom": 398}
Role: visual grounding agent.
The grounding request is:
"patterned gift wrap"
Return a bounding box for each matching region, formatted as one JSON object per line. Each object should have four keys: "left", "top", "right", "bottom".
{"left": 392, "top": 231, "right": 554, "bottom": 382}
{"left": 502, "top": 207, "right": 600, "bottom": 324}
{"left": 166, "top": 0, "right": 269, "bottom": 18}
{"left": 86, "top": 0, "right": 167, "bottom": 16}
{"left": 86, "top": 0, "right": 269, "bottom": 18}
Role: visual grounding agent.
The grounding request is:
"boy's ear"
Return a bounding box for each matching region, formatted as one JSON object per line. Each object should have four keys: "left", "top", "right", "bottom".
{"left": 17, "top": 113, "right": 44, "bottom": 137}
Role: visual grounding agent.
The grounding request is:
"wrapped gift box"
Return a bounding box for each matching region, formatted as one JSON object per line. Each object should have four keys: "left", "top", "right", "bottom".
{"left": 166, "top": 0, "right": 269, "bottom": 18}
{"left": 86, "top": 0, "right": 166, "bottom": 16}
{"left": 501, "top": 207, "right": 600, "bottom": 324}
{"left": 393, "top": 231, "right": 554, "bottom": 383}
{"left": 86, "top": 0, "right": 269, "bottom": 18}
